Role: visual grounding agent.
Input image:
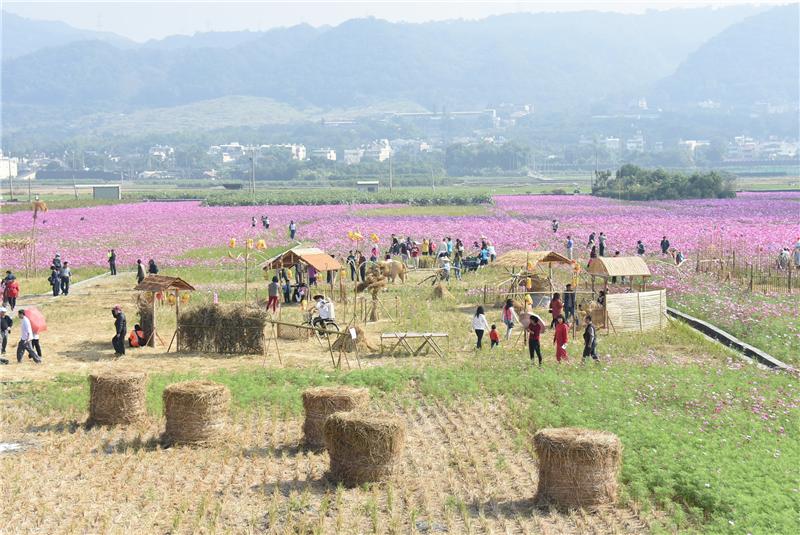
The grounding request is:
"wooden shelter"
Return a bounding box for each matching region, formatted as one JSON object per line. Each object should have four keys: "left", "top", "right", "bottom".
{"left": 262, "top": 246, "right": 341, "bottom": 272}
{"left": 494, "top": 250, "right": 572, "bottom": 270}
{"left": 585, "top": 257, "right": 665, "bottom": 333}
{"left": 134, "top": 275, "right": 195, "bottom": 348}
{"left": 495, "top": 250, "right": 576, "bottom": 305}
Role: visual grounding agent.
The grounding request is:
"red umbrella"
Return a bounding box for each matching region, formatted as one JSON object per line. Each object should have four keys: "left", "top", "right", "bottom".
{"left": 24, "top": 307, "right": 48, "bottom": 334}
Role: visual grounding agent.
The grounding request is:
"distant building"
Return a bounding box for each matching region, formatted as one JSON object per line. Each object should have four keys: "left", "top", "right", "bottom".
{"left": 625, "top": 133, "right": 645, "bottom": 153}
{"left": 310, "top": 148, "right": 337, "bottom": 161}
{"left": 603, "top": 137, "right": 621, "bottom": 151}
{"left": 356, "top": 180, "right": 380, "bottom": 193}
{"left": 678, "top": 139, "right": 710, "bottom": 155}
{"left": 362, "top": 139, "right": 392, "bottom": 162}
{"left": 343, "top": 149, "right": 364, "bottom": 165}
{"left": 0, "top": 152, "right": 18, "bottom": 180}
{"left": 148, "top": 145, "right": 174, "bottom": 162}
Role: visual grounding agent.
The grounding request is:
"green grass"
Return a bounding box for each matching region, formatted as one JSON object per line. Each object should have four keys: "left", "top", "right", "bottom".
{"left": 12, "top": 266, "right": 108, "bottom": 296}
{"left": 356, "top": 205, "right": 492, "bottom": 217}
{"left": 0, "top": 197, "right": 124, "bottom": 214}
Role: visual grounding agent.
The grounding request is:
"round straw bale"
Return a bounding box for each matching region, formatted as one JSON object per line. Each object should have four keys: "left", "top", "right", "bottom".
{"left": 534, "top": 427, "right": 622, "bottom": 508}
{"left": 88, "top": 371, "right": 147, "bottom": 425}
{"left": 324, "top": 411, "right": 406, "bottom": 487}
{"left": 163, "top": 380, "right": 230, "bottom": 445}
{"left": 302, "top": 387, "right": 370, "bottom": 449}
{"left": 432, "top": 282, "right": 453, "bottom": 300}
{"left": 330, "top": 326, "right": 374, "bottom": 353}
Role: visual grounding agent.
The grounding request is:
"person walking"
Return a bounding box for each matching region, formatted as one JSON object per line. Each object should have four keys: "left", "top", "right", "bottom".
{"left": 660, "top": 236, "right": 670, "bottom": 255}
{"left": 282, "top": 278, "right": 292, "bottom": 304}
{"left": 636, "top": 240, "right": 645, "bottom": 256}
{"left": 289, "top": 220, "right": 297, "bottom": 240}
{"left": 264, "top": 215, "right": 270, "bottom": 230}
{"left": 347, "top": 251, "right": 357, "bottom": 281}
{"left": 52, "top": 254, "right": 62, "bottom": 271}
{"left": 502, "top": 298, "right": 519, "bottom": 340}
{"left": 147, "top": 259, "right": 159, "bottom": 275}
{"left": 111, "top": 305, "right": 127, "bottom": 357}
{"left": 136, "top": 259, "right": 146, "bottom": 284}
{"left": 489, "top": 324, "right": 500, "bottom": 349}
{"left": 553, "top": 315, "right": 569, "bottom": 363}
{"left": 267, "top": 276, "right": 280, "bottom": 313}
{"left": 551, "top": 219, "right": 559, "bottom": 233}
{"left": 582, "top": 315, "right": 599, "bottom": 362}
{"left": 48, "top": 265, "right": 61, "bottom": 297}
{"left": 566, "top": 235, "right": 574, "bottom": 260}
{"left": 31, "top": 331, "right": 43, "bottom": 359}
{"left": 598, "top": 233, "right": 607, "bottom": 257}
{"left": 563, "top": 283, "right": 578, "bottom": 327}
{"left": 0, "top": 307, "right": 12, "bottom": 357}
{"left": 108, "top": 249, "right": 117, "bottom": 276}
{"left": 59, "top": 261, "right": 71, "bottom": 295}
{"left": 3, "top": 274, "right": 19, "bottom": 310}
{"left": 527, "top": 313, "right": 544, "bottom": 366}
{"left": 549, "top": 292, "right": 563, "bottom": 328}
{"left": 471, "top": 306, "right": 490, "bottom": 349}
{"left": 16, "top": 310, "right": 41, "bottom": 363}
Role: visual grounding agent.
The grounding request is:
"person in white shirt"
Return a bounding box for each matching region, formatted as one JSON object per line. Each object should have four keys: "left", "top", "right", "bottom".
{"left": 16, "top": 310, "right": 41, "bottom": 363}
{"left": 312, "top": 295, "right": 335, "bottom": 328}
{"left": 471, "top": 306, "right": 491, "bottom": 349}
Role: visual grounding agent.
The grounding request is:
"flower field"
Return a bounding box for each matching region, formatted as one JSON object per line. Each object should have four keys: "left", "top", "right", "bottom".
{"left": 2, "top": 192, "right": 797, "bottom": 271}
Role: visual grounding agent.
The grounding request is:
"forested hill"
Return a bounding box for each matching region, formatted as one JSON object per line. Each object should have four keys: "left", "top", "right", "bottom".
{"left": 1, "top": 6, "right": 771, "bottom": 114}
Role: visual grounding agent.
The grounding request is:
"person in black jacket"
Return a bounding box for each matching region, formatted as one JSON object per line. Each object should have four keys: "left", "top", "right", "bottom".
{"left": 147, "top": 259, "right": 159, "bottom": 275}
{"left": 136, "top": 259, "right": 146, "bottom": 284}
{"left": 563, "top": 283, "right": 579, "bottom": 327}
{"left": 582, "top": 315, "right": 598, "bottom": 362}
{"left": 0, "top": 306, "right": 12, "bottom": 356}
{"left": 111, "top": 305, "right": 127, "bottom": 356}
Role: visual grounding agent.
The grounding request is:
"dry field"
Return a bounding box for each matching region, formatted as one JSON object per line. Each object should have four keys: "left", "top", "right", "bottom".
{"left": 1, "top": 395, "right": 652, "bottom": 535}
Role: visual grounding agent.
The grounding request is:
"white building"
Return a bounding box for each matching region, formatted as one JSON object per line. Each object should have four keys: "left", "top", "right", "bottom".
{"left": 148, "top": 145, "right": 174, "bottom": 162}
{"left": 310, "top": 148, "right": 337, "bottom": 161}
{"left": 362, "top": 139, "right": 392, "bottom": 162}
{"left": 625, "top": 133, "right": 645, "bottom": 153}
{"left": 603, "top": 137, "right": 621, "bottom": 151}
{"left": 343, "top": 149, "right": 364, "bottom": 165}
{"left": 0, "top": 152, "right": 19, "bottom": 180}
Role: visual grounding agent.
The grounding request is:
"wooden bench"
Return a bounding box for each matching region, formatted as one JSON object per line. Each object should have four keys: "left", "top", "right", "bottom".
{"left": 380, "top": 332, "right": 449, "bottom": 358}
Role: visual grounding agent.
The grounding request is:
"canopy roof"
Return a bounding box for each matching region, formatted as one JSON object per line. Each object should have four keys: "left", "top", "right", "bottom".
{"left": 134, "top": 275, "right": 195, "bottom": 292}
{"left": 587, "top": 256, "right": 651, "bottom": 278}
{"left": 262, "top": 246, "right": 341, "bottom": 272}
{"left": 494, "top": 250, "right": 573, "bottom": 268}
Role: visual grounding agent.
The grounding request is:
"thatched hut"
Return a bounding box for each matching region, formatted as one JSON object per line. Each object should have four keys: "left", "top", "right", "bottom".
{"left": 134, "top": 275, "right": 195, "bottom": 348}
{"left": 261, "top": 246, "right": 341, "bottom": 291}
{"left": 494, "top": 250, "right": 574, "bottom": 306}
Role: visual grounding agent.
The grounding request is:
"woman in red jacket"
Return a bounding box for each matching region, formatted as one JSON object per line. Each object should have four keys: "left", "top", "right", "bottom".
{"left": 549, "top": 292, "right": 563, "bottom": 328}
{"left": 553, "top": 314, "right": 569, "bottom": 362}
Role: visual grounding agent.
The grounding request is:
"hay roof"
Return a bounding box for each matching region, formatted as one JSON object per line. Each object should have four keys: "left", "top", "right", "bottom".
{"left": 262, "top": 246, "right": 341, "bottom": 271}
{"left": 134, "top": 275, "right": 195, "bottom": 292}
{"left": 494, "top": 250, "right": 572, "bottom": 268}
{"left": 587, "top": 256, "right": 651, "bottom": 277}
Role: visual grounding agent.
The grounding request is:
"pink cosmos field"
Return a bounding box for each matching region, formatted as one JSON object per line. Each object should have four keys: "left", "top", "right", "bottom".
{"left": 1, "top": 192, "right": 797, "bottom": 271}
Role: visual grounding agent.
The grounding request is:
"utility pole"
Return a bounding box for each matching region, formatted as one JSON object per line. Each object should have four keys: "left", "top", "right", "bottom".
{"left": 389, "top": 155, "right": 393, "bottom": 193}
{"left": 250, "top": 153, "right": 256, "bottom": 203}
{"left": 72, "top": 151, "right": 78, "bottom": 199}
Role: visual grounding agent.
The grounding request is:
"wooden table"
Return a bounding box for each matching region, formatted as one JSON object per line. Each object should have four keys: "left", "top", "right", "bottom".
{"left": 380, "top": 332, "right": 449, "bottom": 358}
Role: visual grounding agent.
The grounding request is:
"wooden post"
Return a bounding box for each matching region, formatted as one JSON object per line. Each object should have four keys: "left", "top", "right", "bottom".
{"left": 788, "top": 268, "right": 792, "bottom": 293}
{"left": 148, "top": 300, "right": 156, "bottom": 348}
{"left": 244, "top": 248, "right": 249, "bottom": 303}
{"left": 749, "top": 263, "right": 754, "bottom": 292}
{"left": 637, "top": 292, "right": 643, "bottom": 332}
{"left": 483, "top": 285, "right": 487, "bottom": 304}
{"left": 659, "top": 290, "right": 664, "bottom": 328}
{"left": 174, "top": 289, "right": 180, "bottom": 351}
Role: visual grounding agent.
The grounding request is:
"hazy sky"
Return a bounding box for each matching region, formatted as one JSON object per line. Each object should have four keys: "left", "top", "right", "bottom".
{"left": 3, "top": 0, "right": 792, "bottom": 41}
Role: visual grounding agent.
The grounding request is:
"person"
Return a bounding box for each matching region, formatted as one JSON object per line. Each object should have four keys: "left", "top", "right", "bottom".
{"left": 549, "top": 292, "right": 563, "bottom": 328}
{"left": 441, "top": 256, "right": 451, "bottom": 281}
{"left": 422, "top": 238, "right": 429, "bottom": 256}
{"left": 675, "top": 251, "right": 686, "bottom": 266}
{"left": 370, "top": 243, "right": 379, "bottom": 262}
{"left": 0, "top": 307, "right": 12, "bottom": 356}
{"left": 251, "top": 216, "right": 257, "bottom": 228}
{"left": 128, "top": 324, "right": 145, "bottom": 348}
{"left": 267, "top": 276, "right": 280, "bottom": 313}
{"left": 587, "top": 232, "right": 596, "bottom": 249}
{"left": 289, "top": 220, "right": 297, "bottom": 240}
{"left": 3, "top": 274, "right": 19, "bottom": 310}
{"left": 489, "top": 324, "right": 500, "bottom": 349}
{"left": 52, "top": 253, "right": 62, "bottom": 271}
{"left": 399, "top": 240, "right": 409, "bottom": 265}
{"left": 502, "top": 298, "right": 519, "bottom": 340}
{"left": 793, "top": 238, "right": 800, "bottom": 270}
{"left": 136, "top": 259, "right": 146, "bottom": 284}
{"left": 429, "top": 240, "right": 437, "bottom": 257}
{"left": 553, "top": 315, "right": 569, "bottom": 362}
{"left": 598, "top": 233, "right": 607, "bottom": 257}
{"left": 453, "top": 255, "right": 463, "bottom": 281}
{"left": 566, "top": 235, "right": 574, "bottom": 260}
{"left": 527, "top": 313, "right": 543, "bottom": 366}
{"left": 551, "top": 219, "right": 559, "bottom": 233}
{"left": 777, "top": 248, "right": 790, "bottom": 270}
{"left": 597, "top": 290, "right": 607, "bottom": 306}
{"left": 48, "top": 265, "right": 61, "bottom": 297}
{"left": 582, "top": 315, "right": 598, "bottom": 362}
{"left": 264, "top": 215, "right": 270, "bottom": 230}
{"left": 487, "top": 242, "right": 496, "bottom": 262}
{"left": 611, "top": 250, "right": 621, "bottom": 283}
{"left": 312, "top": 295, "right": 335, "bottom": 328}
{"left": 410, "top": 242, "right": 420, "bottom": 269}
{"left": 31, "top": 331, "right": 43, "bottom": 359}
{"left": 282, "top": 279, "right": 292, "bottom": 304}
{"left": 358, "top": 252, "right": 367, "bottom": 282}
{"left": 446, "top": 237, "right": 454, "bottom": 257}
{"left": 588, "top": 245, "right": 597, "bottom": 267}
{"left": 636, "top": 240, "right": 645, "bottom": 255}
{"left": 479, "top": 247, "right": 490, "bottom": 267}
{"left": 471, "top": 306, "right": 490, "bottom": 349}
{"left": 16, "top": 309, "right": 41, "bottom": 363}
{"left": 111, "top": 305, "right": 127, "bottom": 357}
{"left": 147, "top": 259, "right": 159, "bottom": 275}
{"left": 308, "top": 266, "right": 318, "bottom": 286}
{"left": 347, "top": 251, "right": 357, "bottom": 281}
{"left": 563, "top": 284, "right": 578, "bottom": 327}
{"left": 60, "top": 261, "right": 71, "bottom": 295}
{"left": 108, "top": 249, "right": 117, "bottom": 276}
{"left": 660, "top": 236, "right": 670, "bottom": 255}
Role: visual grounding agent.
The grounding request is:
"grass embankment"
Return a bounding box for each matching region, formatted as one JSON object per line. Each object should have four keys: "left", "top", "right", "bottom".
{"left": 10, "top": 266, "right": 108, "bottom": 296}
{"left": 11, "top": 340, "right": 797, "bottom": 535}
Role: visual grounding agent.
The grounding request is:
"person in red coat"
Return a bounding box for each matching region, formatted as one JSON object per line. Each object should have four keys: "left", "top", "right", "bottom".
{"left": 549, "top": 292, "right": 563, "bottom": 328}
{"left": 553, "top": 315, "right": 569, "bottom": 362}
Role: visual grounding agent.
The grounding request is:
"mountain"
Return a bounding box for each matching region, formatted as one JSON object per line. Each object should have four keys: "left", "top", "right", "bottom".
{"left": 653, "top": 4, "right": 800, "bottom": 108}
{"left": 2, "top": 6, "right": 764, "bottom": 116}
{"left": 0, "top": 11, "right": 134, "bottom": 59}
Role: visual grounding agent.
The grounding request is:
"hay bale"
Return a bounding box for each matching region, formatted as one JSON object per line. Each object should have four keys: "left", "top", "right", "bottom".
{"left": 432, "top": 282, "right": 453, "bottom": 300}
{"left": 331, "top": 325, "right": 374, "bottom": 353}
{"left": 88, "top": 371, "right": 147, "bottom": 425}
{"left": 533, "top": 427, "right": 622, "bottom": 508}
{"left": 163, "top": 380, "right": 230, "bottom": 445}
{"left": 179, "top": 304, "right": 267, "bottom": 353}
{"left": 324, "top": 412, "right": 406, "bottom": 487}
{"left": 302, "top": 387, "right": 370, "bottom": 449}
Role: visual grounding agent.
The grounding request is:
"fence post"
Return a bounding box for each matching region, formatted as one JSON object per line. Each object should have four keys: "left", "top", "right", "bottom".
{"left": 483, "top": 285, "right": 487, "bottom": 304}
{"left": 789, "top": 268, "right": 793, "bottom": 293}
{"left": 732, "top": 250, "right": 736, "bottom": 270}
{"left": 749, "top": 263, "right": 754, "bottom": 292}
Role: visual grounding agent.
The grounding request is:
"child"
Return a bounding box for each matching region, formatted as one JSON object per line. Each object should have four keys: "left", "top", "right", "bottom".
{"left": 489, "top": 324, "right": 500, "bottom": 349}
{"left": 582, "top": 315, "right": 599, "bottom": 362}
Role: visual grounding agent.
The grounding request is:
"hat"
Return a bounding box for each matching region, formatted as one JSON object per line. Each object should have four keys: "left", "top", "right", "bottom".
{"left": 312, "top": 294, "right": 325, "bottom": 300}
